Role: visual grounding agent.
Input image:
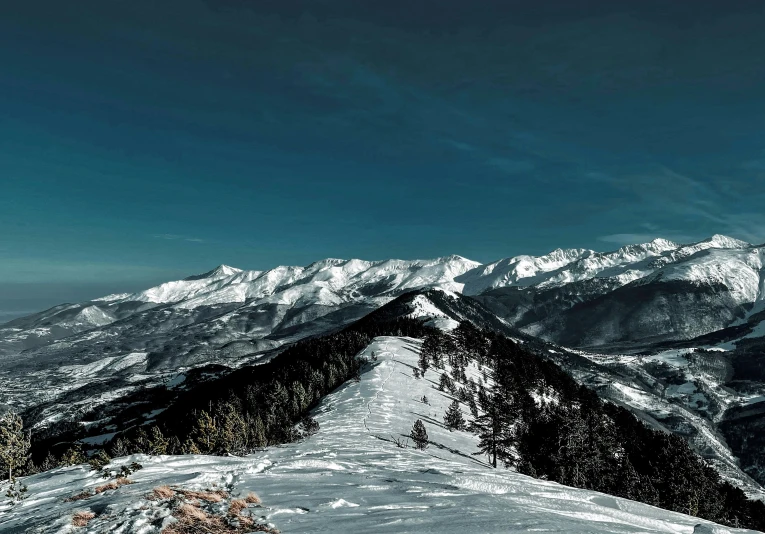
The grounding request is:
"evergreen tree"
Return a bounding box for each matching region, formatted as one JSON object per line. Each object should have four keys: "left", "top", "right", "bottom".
{"left": 471, "top": 354, "right": 519, "bottom": 468}
{"left": 133, "top": 427, "right": 151, "bottom": 454}
{"left": 418, "top": 348, "right": 430, "bottom": 376}
{"left": 182, "top": 438, "right": 201, "bottom": 455}
{"left": 110, "top": 438, "right": 131, "bottom": 458}
{"left": 219, "top": 401, "right": 247, "bottom": 454}
{"left": 410, "top": 419, "right": 429, "bottom": 450}
{"left": 88, "top": 449, "right": 111, "bottom": 472}
{"left": 167, "top": 435, "right": 182, "bottom": 455}
{"left": 0, "top": 412, "right": 30, "bottom": 482}
{"left": 249, "top": 415, "right": 267, "bottom": 448}
{"left": 59, "top": 444, "right": 87, "bottom": 467}
{"left": 443, "top": 400, "right": 465, "bottom": 431}
{"left": 438, "top": 372, "right": 454, "bottom": 392}
{"left": 39, "top": 452, "right": 59, "bottom": 472}
{"left": 422, "top": 333, "right": 444, "bottom": 369}
{"left": 192, "top": 410, "right": 218, "bottom": 453}
{"left": 148, "top": 426, "right": 169, "bottom": 455}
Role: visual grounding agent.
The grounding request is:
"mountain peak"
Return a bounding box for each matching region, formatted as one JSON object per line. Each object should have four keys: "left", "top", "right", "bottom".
{"left": 648, "top": 237, "right": 678, "bottom": 248}
{"left": 700, "top": 234, "right": 751, "bottom": 249}
{"left": 432, "top": 254, "right": 480, "bottom": 267}
{"left": 184, "top": 264, "right": 242, "bottom": 281}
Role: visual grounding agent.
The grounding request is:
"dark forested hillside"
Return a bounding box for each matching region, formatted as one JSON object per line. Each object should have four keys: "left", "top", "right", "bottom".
{"left": 418, "top": 323, "right": 765, "bottom": 530}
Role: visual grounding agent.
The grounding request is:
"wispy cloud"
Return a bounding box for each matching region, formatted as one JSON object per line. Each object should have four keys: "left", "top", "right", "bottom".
{"left": 597, "top": 232, "right": 693, "bottom": 246}
{"left": 585, "top": 167, "right": 765, "bottom": 244}
{"left": 153, "top": 234, "right": 205, "bottom": 243}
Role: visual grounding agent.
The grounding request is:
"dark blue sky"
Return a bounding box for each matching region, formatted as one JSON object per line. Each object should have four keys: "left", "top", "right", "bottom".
{"left": 2, "top": 1, "right": 765, "bottom": 318}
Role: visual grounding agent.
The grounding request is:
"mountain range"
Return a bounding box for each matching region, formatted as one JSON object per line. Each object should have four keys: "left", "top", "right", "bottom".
{"left": 2, "top": 234, "right": 765, "bottom": 498}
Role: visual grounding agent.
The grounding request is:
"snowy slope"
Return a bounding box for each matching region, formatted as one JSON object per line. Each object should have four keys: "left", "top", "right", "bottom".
{"left": 1, "top": 337, "right": 757, "bottom": 534}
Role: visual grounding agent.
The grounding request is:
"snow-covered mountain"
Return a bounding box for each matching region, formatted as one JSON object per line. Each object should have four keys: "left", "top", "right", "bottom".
{"left": 3, "top": 235, "right": 765, "bottom": 430}
{"left": 4, "top": 234, "right": 764, "bottom": 358}
{"left": 2, "top": 337, "right": 759, "bottom": 534}
{"left": 3, "top": 235, "right": 765, "bottom": 495}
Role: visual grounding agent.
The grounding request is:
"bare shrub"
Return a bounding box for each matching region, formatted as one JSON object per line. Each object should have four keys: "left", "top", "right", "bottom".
{"left": 64, "top": 491, "right": 92, "bottom": 502}
{"left": 160, "top": 488, "right": 279, "bottom": 534}
{"left": 244, "top": 492, "right": 261, "bottom": 504}
{"left": 163, "top": 502, "right": 279, "bottom": 534}
{"left": 94, "top": 477, "right": 133, "bottom": 494}
{"left": 153, "top": 485, "right": 175, "bottom": 499}
{"left": 228, "top": 498, "right": 247, "bottom": 516}
{"left": 175, "top": 488, "right": 228, "bottom": 503}
{"left": 71, "top": 511, "right": 95, "bottom": 527}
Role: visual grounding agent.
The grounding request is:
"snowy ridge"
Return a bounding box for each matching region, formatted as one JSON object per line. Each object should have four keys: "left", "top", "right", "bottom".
{"left": 3, "top": 235, "right": 763, "bottom": 342}
{"left": 94, "top": 256, "right": 481, "bottom": 309}
{"left": 1, "top": 337, "right": 756, "bottom": 533}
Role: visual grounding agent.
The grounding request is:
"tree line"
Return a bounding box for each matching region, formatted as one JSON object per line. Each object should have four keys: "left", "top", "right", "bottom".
{"left": 416, "top": 322, "right": 765, "bottom": 531}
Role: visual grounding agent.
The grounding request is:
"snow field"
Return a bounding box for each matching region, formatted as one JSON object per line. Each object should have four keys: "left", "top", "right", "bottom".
{"left": 2, "top": 337, "right": 760, "bottom": 533}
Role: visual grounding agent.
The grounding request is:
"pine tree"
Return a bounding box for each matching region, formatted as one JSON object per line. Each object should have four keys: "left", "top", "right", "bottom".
{"left": 0, "top": 412, "right": 30, "bottom": 482}
{"left": 249, "top": 415, "right": 267, "bottom": 448}
{"left": 471, "top": 373, "right": 518, "bottom": 468}
{"left": 133, "top": 427, "right": 151, "bottom": 454}
{"left": 418, "top": 348, "right": 430, "bottom": 376}
{"left": 110, "top": 438, "right": 131, "bottom": 458}
{"left": 182, "top": 438, "right": 201, "bottom": 455}
{"left": 422, "top": 333, "right": 443, "bottom": 369}
{"left": 148, "top": 426, "right": 169, "bottom": 455}
{"left": 192, "top": 410, "right": 218, "bottom": 453}
{"left": 438, "top": 372, "right": 454, "bottom": 392}
{"left": 40, "top": 452, "right": 59, "bottom": 472}
{"left": 410, "top": 419, "right": 429, "bottom": 450}
{"left": 443, "top": 400, "right": 465, "bottom": 431}
{"left": 59, "top": 444, "right": 86, "bottom": 467}
{"left": 219, "top": 402, "right": 246, "bottom": 455}
{"left": 88, "top": 449, "right": 111, "bottom": 472}
{"left": 167, "top": 435, "right": 182, "bottom": 455}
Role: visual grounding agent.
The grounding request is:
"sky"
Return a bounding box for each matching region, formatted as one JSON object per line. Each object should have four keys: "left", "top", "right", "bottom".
{"left": 1, "top": 0, "right": 764, "bottom": 319}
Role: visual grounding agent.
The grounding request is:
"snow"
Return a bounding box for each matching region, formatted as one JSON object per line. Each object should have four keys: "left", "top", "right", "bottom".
{"left": 58, "top": 352, "right": 148, "bottom": 378}
{"left": 5, "top": 236, "right": 765, "bottom": 366}
{"left": 1, "top": 337, "right": 757, "bottom": 534}
{"left": 574, "top": 345, "right": 765, "bottom": 496}
{"left": 165, "top": 374, "right": 186, "bottom": 388}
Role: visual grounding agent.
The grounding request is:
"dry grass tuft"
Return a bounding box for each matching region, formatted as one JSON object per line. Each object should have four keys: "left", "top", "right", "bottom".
{"left": 244, "top": 492, "right": 261, "bottom": 504}
{"left": 153, "top": 485, "right": 176, "bottom": 499}
{"left": 176, "top": 503, "right": 209, "bottom": 522}
{"left": 94, "top": 477, "right": 133, "bottom": 494}
{"left": 71, "top": 511, "right": 95, "bottom": 527}
{"left": 64, "top": 491, "right": 92, "bottom": 502}
{"left": 160, "top": 490, "right": 279, "bottom": 534}
{"left": 175, "top": 488, "right": 228, "bottom": 503}
{"left": 228, "top": 498, "right": 247, "bottom": 516}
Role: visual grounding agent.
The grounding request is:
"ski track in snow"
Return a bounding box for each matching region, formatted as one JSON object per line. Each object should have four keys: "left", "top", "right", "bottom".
{"left": 1, "top": 336, "right": 759, "bottom": 534}
{"left": 362, "top": 340, "right": 395, "bottom": 435}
